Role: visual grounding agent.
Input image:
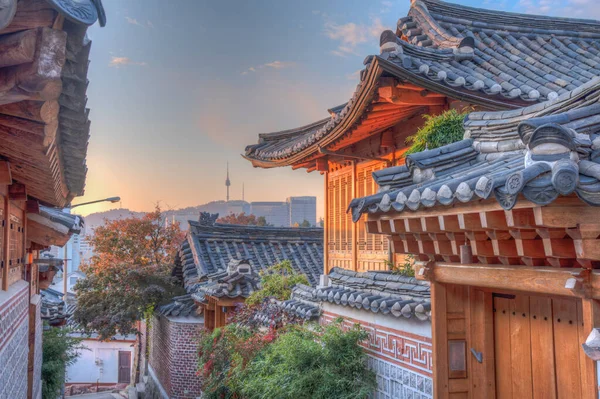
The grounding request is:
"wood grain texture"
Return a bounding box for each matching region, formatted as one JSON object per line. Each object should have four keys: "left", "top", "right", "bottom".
{"left": 529, "top": 296, "right": 557, "bottom": 399}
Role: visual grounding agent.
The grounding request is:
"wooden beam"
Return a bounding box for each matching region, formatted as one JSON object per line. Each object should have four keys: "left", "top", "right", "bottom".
{"left": 0, "top": 100, "right": 59, "bottom": 124}
{"left": 422, "top": 262, "right": 592, "bottom": 298}
{"left": 2, "top": 195, "right": 7, "bottom": 290}
{"left": 8, "top": 183, "right": 26, "bottom": 200}
{"left": 431, "top": 282, "right": 449, "bottom": 398}
{"left": 534, "top": 206, "right": 600, "bottom": 228}
{"left": 0, "top": 29, "right": 37, "bottom": 68}
{"left": 578, "top": 299, "right": 600, "bottom": 399}
{"left": 0, "top": 0, "right": 56, "bottom": 34}
{"left": 0, "top": 160, "right": 11, "bottom": 185}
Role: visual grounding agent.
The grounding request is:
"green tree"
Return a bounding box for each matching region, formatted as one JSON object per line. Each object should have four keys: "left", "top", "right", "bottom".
{"left": 242, "top": 322, "right": 376, "bottom": 399}
{"left": 73, "top": 207, "right": 185, "bottom": 340}
{"left": 405, "top": 109, "right": 467, "bottom": 155}
{"left": 246, "top": 260, "right": 308, "bottom": 305}
{"left": 42, "top": 326, "right": 85, "bottom": 398}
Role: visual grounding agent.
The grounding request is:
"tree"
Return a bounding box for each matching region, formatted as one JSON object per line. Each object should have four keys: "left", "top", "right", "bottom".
{"left": 42, "top": 326, "right": 85, "bottom": 398}
{"left": 73, "top": 207, "right": 185, "bottom": 340}
{"left": 246, "top": 260, "right": 308, "bottom": 306}
{"left": 217, "top": 212, "right": 269, "bottom": 226}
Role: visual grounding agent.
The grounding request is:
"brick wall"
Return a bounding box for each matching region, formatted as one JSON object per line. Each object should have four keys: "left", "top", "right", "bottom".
{"left": 0, "top": 282, "right": 30, "bottom": 399}
{"left": 149, "top": 315, "right": 203, "bottom": 399}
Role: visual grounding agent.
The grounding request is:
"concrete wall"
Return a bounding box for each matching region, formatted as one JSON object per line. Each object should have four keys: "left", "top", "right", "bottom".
{"left": 148, "top": 314, "right": 203, "bottom": 399}
{"left": 0, "top": 281, "right": 30, "bottom": 399}
{"left": 67, "top": 339, "right": 136, "bottom": 384}
{"left": 321, "top": 303, "right": 433, "bottom": 399}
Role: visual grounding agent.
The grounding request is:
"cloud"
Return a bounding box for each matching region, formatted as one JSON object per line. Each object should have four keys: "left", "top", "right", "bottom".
{"left": 324, "top": 17, "right": 385, "bottom": 56}
{"left": 241, "top": 62, "right": 295, "bottom": 75}
{"left": 125, "top": 16, "right": 142, "bottom": 26}
{"left": 515, "top": 0, "right": 600, "bottom": 18}
{"left": 108, "top": 57, "right": 147, "bottom": 68}
{"left": 147, "top": 20, "right": 154, "bottom": 29}
{"left": 346, "top": 70, "right": 362, "bottom": 81}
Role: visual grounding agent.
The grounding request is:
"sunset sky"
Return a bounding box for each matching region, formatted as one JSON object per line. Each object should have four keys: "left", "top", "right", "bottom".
{"left": 76, "top": 0, "right": 600, "bottom": 217}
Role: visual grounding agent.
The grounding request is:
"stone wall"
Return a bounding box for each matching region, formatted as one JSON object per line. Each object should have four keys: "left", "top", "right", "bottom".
{"left": 30, "top": 295, "right": 43, "bottom": 399}
{"left": 0, "top": 282, "right": 30, "bottom": 399}
{"left": 321, "top": 308, "right": 433, "bottom": 399}
{"left": 148, "top": 315, "right": 203, "bottom": 399}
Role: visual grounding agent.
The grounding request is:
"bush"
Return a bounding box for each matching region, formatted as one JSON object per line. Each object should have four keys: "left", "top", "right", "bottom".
{"left": 242, "top": 322, "right": 376, "bottom": 399}
{"left": 42, "top": 326, "right": 86, "bottom": 398}
{"left": 246, "top": 260, "right": 308, "bottom": 305}
{"left": 197, "top": 321, "right": 376, "bottom": 399}
{"left": 405, "top": 109, "right": 467, "bottom": 155}
{"left": 387, "top": 254, "right": 416, "bottom": 277}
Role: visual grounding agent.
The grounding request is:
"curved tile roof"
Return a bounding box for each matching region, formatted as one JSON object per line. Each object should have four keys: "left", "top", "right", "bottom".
{"left": 349, "top": 78, "right": 600, "bottom": 220}
{"left": 278, "top": 268, "right": 431, "bottom": 322}
{"left": 171, "top": 213, "right": 324, "bottom": 308}
{"left": 244, "top": 0, "right": 600, "bottom": 168}
{"left": 391, "top": 0, "right": 600, "bottom": 103}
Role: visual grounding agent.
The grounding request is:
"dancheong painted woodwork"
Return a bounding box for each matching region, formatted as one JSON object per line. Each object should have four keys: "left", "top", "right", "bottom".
{"left": 243, "top": 0, "right": 600, "bottom": 397}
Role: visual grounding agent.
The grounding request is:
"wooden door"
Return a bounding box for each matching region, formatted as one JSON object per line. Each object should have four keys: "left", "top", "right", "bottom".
{"left": 118, "top": 351, "right": 131, "bottom": 384}
{"left": 493, "top": 294, "right": 585, "bottom": 399}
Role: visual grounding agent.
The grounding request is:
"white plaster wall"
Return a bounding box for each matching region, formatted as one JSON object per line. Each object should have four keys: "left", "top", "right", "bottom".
{"left": 66, "top": 339, "right": 135, "bottom": 384}
{"left": 321, "top": 302, "right": 432, "bottom": 338}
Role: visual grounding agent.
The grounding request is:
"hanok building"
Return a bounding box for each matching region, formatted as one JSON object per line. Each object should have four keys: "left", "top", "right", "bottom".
{"left": 244, "top": 1, "right": 600, "bottom": 398}
{"left": 0, "top": 1, "right": 105, "bottom": 398}
{"left": 143, "top": 213, "right": 323, "bottom": 399}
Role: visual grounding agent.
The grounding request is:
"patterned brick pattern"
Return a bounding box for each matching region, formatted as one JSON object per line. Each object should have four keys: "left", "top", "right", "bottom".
{"left": 149, "top": 315, "right": 203, "bottom": 399}
{"left": 369, "top": 356, "right": 432, "bottom": 399}
{"left": 321, "top": 311, "right": 433, "bottom": 399}
{"left": 0, "top": 286, "right": 29, "bottom": 399}
{"left": 32, "top": 301, "right": 43, "bottom": 399}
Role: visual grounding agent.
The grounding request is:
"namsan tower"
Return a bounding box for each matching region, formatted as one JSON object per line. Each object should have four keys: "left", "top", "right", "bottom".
{"left": 225, "top": 162, "right": 231, "bottom": 202}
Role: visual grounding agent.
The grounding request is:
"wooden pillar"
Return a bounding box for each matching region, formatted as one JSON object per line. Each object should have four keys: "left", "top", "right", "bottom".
{"left": 431, "top": 281, "right": 449, "bottom": 398}
{"left": 579, "top": 298, "right": 600, "bottom": 398}
{"left": 2, "top": 195, "right": 8, "bottom": 290}
{"left": 323, "top": 171, "right": 329, "bottom": 275}
{"left": 351, "top": 161, "right": 358, "bottom": 272}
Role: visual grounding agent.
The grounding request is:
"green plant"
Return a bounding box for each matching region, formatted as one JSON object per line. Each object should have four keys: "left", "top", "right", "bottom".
{"left": 246, "top": 260, "right": 308, "bottom": 305}
{"left": 42, "top": 326, "right": 86, "bottom": 398}
{"left": 241, "top": 322, "right": 376, "bottom": 399}
{"left": 197, "top": 321, "right": 376, "bottom": 399}
{"left": 405, "top": 109, "right": 467, "bottom": 155}
{"left": 387, "top": 254, "right": 416, "bottom": 277}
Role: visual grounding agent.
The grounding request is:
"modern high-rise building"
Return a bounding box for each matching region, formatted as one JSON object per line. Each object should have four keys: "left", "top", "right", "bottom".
{"left": 250, "top": 201, "right": 289, "bottom": 227}
{"left": 287, "top": 196, "right": 317, "bottom": 226}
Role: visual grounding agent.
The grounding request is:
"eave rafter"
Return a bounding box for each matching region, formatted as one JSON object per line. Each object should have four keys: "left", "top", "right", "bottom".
{"left": 366, "top": 196, "right": 600, "bottom": 270}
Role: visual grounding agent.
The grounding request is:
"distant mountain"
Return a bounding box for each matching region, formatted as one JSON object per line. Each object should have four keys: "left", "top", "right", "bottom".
{"left": 81, "top": 200, "right": 252, "bottom": 234}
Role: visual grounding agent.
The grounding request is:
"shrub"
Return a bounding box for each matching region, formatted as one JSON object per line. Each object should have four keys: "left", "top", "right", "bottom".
{"left": 197, "top": 321, "right": 376, "bottom": 399}
{"left": 42, "top": 326, "right": 86, "bottom": 398}
{"left": 405, "top": 109, "right": 467, "bottom": 155}
{"left": 246, "top": 260, "right": 308, "bottom": 305}
{"left": 387, "top": 254, "right": 416, "bottom": 277}
{"left": 242, "top": 322, "right": 376, "bottom": 399}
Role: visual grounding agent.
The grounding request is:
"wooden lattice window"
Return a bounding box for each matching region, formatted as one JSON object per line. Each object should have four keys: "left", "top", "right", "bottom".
{"left": 10, "top": 214, "right": 23, "bottom": 266}
{"left": 357, "top": 162, "right": 388, "bottom": 252}
{"left": 327, "top": 169, "right": 352, "bottom": 252}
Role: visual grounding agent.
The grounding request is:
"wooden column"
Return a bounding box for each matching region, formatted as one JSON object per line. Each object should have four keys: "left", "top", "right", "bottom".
{"left": 323, "top": 171, "right": 329, "bottom": 275}
{"left": 351, "top": 161, "right": 358, "bottom": 272}
{"left": 431, "top": 282, "right": 449, "bottom": 398}
{"left": 579, "top": 298, "right": 600, "bottom": 398}
{"left": 1, "top": 195, "right": 7, "bottom": 290}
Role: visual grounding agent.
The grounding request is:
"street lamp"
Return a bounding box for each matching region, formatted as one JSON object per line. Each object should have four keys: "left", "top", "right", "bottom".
{"left": 63, "top": 196, "right": 121, "bottom": 296}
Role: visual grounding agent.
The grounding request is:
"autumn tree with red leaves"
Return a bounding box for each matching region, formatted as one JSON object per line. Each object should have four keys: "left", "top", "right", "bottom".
{"left": 217, "top": 212, "right": 269, "bottom": 226}
{"left": 73, "top": 207, "right": 185, "bottom": 340}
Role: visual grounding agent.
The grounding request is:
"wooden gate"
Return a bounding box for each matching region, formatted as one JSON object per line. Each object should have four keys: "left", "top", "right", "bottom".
{"left": 493, "top": 294, "right": 586, "bottom": 398}
{"left": 118, "top": 351, "right": 131, "bottom": 384}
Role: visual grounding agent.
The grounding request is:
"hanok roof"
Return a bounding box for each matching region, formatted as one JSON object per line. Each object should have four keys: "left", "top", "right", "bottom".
{"left": 41, "top": 288, "right": 69, "bottom": 325}
{"left": 348, "top": 77, "right": 600, "bottom": 221}
{"left": 0, "top": 0, "right": 105, "bottom": 207}
{"left": 278, "top": 267, "right": 431, "bottom": 322}
{"left": 244, "top": 0, "right": 600, "bottom": 169}
{"left": 27, "top": 206, "right": 83, "bottom": 247}
{"left": 170, "top": 213, "right": 324, "bottom": 312}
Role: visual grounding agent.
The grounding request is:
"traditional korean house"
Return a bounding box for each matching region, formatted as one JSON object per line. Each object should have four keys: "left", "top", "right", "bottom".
{"left": 243, "top": 1, "right": 600, "bottom": 397}
{"left": 144, "top": 213, "right": 323, "bottom": 399}
{"left": 0, "top": 1, "right": 105, "bottom": 398}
